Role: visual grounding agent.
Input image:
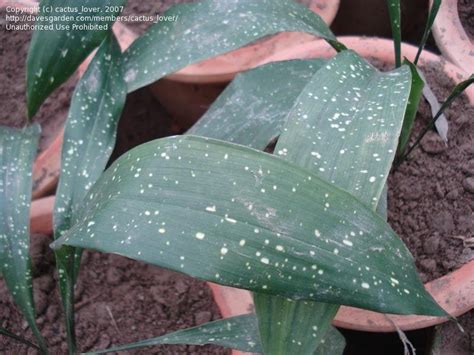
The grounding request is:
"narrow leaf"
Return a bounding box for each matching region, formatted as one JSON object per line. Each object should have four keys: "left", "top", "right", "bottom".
{"left": 84, "top": 314, "right": 262, "bottom": 354}
{"left": 404, "top": 74, "right": 474, "bottom": 159}
{"left": 414, "top": 0, "right": 441, "bottom": 65}
{"left": 53, "top": 135, "right": 446, "bottom": 317}
{"left": 123, "top": 0, "right": 341, "bottom": 93}
{"left": 386, "top": 0, "right": 402, "bottom": 67}
{"left": 52, "top": 33, "right": 126, "bottom": 353}
{"left": 397, "top": 60, "right": 424, "bottom": 157}
{"left": 419, "top": 69, "right": 449, "bottom": 143}
{"left": 255, "top": 50, "right": 413, "bottom": 354}
{"left": 189, "top": 59, "right": 326, "bottom": 150}
{"left": 83, "top": 313, "right": 345, "bottom": 355}
{"left": 253, "top": 295, "right": 338, "bottom": 355}
{"left": 0, "top": 124, "right": 48, "bottom": 353}
{"left": 0, "top": 327, "right": 40, "bottom": 351}
{"left": 26, "top": 0, "right": 126, "bottom": 117}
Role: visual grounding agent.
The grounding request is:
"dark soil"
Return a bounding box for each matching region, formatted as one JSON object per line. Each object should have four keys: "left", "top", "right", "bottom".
{"left": 459, "top": 0, "right": 474, "bottom": 41}
{"left": 109, "top": 87, "right": 180, "bottom": 163}
{"left": 0, "top": 11, "right": 75, "bottom": 153}
{"left": 386, "top": 62, "right": 474, "bottom": 283}
{"left": 0, "top": 234, "right": 229, "bottom": 354}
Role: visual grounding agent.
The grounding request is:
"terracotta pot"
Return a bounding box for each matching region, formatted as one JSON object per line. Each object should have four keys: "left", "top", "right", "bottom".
{"left": 430, "top": 0, "right": 474, "bottom": 75}
{"left": 150, "top": 0, "right": 340, "bottom": 129}
{"left": 207, "top": 37, "right": 474, "bottom": 334}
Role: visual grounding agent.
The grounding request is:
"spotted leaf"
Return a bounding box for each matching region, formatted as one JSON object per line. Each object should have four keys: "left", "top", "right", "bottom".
{"left": 188, "top": 59, "right": 326, "bottom": 150}
{"left": 84, "top": 313, "right": 344, "bottom": 354}
{"left": 0, "top": 124, "right": 48, "bottom": 352}
{"left": 85, "top": 314, "right": 261, "bottom": 354}
{"left": 53, "top": 135, "right": 445, "bottom": 317}
{"left": 52, "top": 33, "right": 126, "bottom": 351}
{"left": 255, "top": 50, "right": 413, "bottom": 354}
{"left": 123, "top": 0, "right": 341, "bottom": 93}
{"left": 26, "top": 0, "right": 127, "bottom": 118}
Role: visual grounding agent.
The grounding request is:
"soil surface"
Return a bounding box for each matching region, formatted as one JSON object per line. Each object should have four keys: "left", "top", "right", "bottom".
{"left": 0, "top": 11, "right": 75, "bottom": 153}
{"left": 385, "top": 62, "right": 474, "bottom": 283}
{"left": 0, "top": 234, "right": 229, "bottom": 354}
{"left": 459, "top": 0, "right": 474, "bottom": 41}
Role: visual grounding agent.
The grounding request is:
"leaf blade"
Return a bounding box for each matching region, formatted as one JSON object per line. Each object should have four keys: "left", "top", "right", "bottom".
{"left": 53, "top": 135, "right": 445, "bottom": 317}
{"left": 84, "top": 314, "right": 262, "bottom": 354}
{"left": 188, "top": 59, "right": 326, "bottom": 150}
{"left": 386, "top": 0, "right": 402, "bottom": 67}
{"left": 0, "top": 124, "right": 48, "bottom": 353}
{"left": 123, "top": 0, "right": 340, "bottom": 92}
{"left": 52, "top": 33, "right": 126, "bottom": 353}
{"left": 254, "top": 50, "right": 414, "bottom": 354}
{"left": 26, "top": 0, "right": 126, "bottom": 117}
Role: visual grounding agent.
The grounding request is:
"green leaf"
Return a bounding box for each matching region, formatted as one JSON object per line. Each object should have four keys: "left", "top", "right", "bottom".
{"left": 414, "top": 0, "right": 441, "bottom": 65}
{"left": 314, "top": 326, "right": 345, "bottom": 355}
{"left": 190, "top": 58, "right": 332, "bottom": 354}
{"left": 123, "top": 0, "right": 342, "bottom": 93}
{"left": 26, "top": 0, "right": 126, "bottom": 118}
{"left": 403, "top": 74, "right": 474, "bottom": 160}
{"left": 396, "top": 60, "right": 424, "bottom": 157}
{"left": 0, "top": 327, "right": 40, "bottom": 351}
{"left": 53, "top": 135, "right": 445, "bottom": 317}
{"left": 254, "top": 50, "right": 413, "bottom": 354}
{"left": 0, "top": 124, "right": 48, "bottom": 353}
{"left": 83, "top": 314, "right": 262, "bottom": 354}
{"left": 82, "top": 313, "right": 344, "bottom": 355}
{"left": 189, "top": 59, "right": 326, "bottom": 150}
{"left": 386, "top": 0, "right": 402, "bottom": 67}
{"left": 276, "top": 50, "right": 412, "bottom": 208}
{"left": 52, "top": 33, "right": 126, "bottom": 353}
{"left": 254, "top": 295, "right": 338, "bottom": 355}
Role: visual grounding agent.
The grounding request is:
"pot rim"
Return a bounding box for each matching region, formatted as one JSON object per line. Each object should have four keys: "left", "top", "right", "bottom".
{"left": 430, "top": 0, "right": 474, "bottom": 75}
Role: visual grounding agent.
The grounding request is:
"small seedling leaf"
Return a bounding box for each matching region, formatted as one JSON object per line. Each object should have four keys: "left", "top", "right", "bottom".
{"left": 52, "top": 33, "right": 126, "bottom": 353}
{"left": 403, "top": 74, "right": 474, "bottom": 160}
{"left": 53, "top": 135, "right": 446, "bottom": 317}
{"left": 26, "top": 0, "right": 126, "bottom": 118}
{"left": 0, "top": 124, "right": 48, "bottom": 353}
{"left": 123, "top": 0, "right": 341, "bottom": 93}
